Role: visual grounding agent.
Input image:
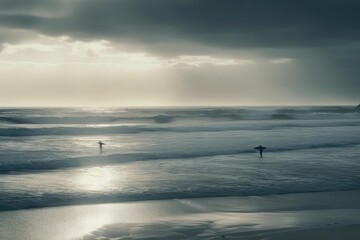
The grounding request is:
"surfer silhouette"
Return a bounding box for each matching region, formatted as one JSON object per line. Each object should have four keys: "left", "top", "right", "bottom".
{"left": 254, "top": 145, "right": 266, "bottom": 158}
{"left": 98, "top": 141, "right": 105, "bottom": 150}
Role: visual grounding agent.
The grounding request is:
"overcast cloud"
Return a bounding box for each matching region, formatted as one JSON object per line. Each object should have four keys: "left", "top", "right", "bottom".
{"left": 0, "top": 0, "right": 359, "bottom": 106}
{"left": 1, "top": 0, "right": 360, "bottom": 48}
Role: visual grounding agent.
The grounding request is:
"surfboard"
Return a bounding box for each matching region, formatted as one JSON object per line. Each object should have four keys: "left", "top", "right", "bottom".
{"left": 254, "top": 146, "right": 266, "bottom": 150}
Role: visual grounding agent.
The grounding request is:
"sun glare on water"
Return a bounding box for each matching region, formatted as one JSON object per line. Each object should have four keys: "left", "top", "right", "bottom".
{"left": 74, "top": 166, "right": 122, "bottom": 192}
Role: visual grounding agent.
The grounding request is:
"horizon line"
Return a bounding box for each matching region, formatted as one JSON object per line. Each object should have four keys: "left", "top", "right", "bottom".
{"left": 0, "top": 103, "right": 358, "bottom": 109}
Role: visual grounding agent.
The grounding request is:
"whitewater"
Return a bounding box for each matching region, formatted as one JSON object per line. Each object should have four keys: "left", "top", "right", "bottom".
{"left": 0, "top": 106, "right": 360, "bottom": 211}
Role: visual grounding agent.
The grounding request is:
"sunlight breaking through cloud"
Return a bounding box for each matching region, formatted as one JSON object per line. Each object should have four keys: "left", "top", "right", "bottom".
{"left": 0, "top": 35, "right": 255, "bottom": 68}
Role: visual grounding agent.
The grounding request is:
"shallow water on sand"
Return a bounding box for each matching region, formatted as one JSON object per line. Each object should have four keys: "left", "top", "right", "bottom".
{"left": 1, "top": 191, "right": 360, "bottom": 240}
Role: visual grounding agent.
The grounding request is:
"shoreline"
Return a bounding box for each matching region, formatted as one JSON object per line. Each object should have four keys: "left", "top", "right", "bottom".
{"left": 1, "top": 190, "right": 360, "bottom": 239}
{"left": 1, "top": 188, "right": 360, "bottom": 213}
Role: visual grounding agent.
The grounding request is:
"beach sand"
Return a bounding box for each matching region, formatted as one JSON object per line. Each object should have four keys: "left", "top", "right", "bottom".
{"left": 0, "top": 190, "right": 360, "bottom": 240}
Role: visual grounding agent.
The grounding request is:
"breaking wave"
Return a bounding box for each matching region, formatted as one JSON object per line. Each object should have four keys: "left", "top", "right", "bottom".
{"left": 0, "top": 107, "right": 359, "bottom": 126}
{"left": 1, "top": 119, "right": 359, "bottom": 136}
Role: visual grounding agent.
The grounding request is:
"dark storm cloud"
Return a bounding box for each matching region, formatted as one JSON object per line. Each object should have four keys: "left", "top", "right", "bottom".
{"left": 59, "top": 0, "right": 360, "bottom": 49}
{"left": 0, "top": 14, "right": 45, "bottom": 28}
{"left": 1, "top": 0, "right": 360, "bottom": 49}
{"left": 0, "top": 0, "right": 58, "bottom": 11}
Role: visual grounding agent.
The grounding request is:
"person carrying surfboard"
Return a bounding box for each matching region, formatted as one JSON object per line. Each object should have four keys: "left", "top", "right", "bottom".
{"left": 98, "top": 141, "right": 105, "bottom": 150}
{"left": 254, "top": 145, "right": 266, "bottom": 158}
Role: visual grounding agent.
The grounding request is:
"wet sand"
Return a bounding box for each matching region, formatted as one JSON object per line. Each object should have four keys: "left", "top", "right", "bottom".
{"left": 0, "top": 190, "right": 360, "bottom": 240}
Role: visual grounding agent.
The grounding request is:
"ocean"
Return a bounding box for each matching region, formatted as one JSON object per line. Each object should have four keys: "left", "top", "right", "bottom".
{"left": 1, "top": 106, "right": 360, "bottom": 211}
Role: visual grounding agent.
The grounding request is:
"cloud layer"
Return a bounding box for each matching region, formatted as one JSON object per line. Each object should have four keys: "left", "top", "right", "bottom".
{"left": 1, "top": 0, "right": 360, "bottom": 49}
{"left": 0, "top": 0, "right": 359, "bottom": 106}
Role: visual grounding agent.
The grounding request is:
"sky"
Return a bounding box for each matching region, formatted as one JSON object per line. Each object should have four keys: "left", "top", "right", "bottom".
{"left": 0, "top": 0, "right": 359, "bottom": 107}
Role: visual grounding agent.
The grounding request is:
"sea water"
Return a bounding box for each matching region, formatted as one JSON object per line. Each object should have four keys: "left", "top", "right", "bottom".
{"left": 0, "top": 107, "right": 360, "bottom": 211}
